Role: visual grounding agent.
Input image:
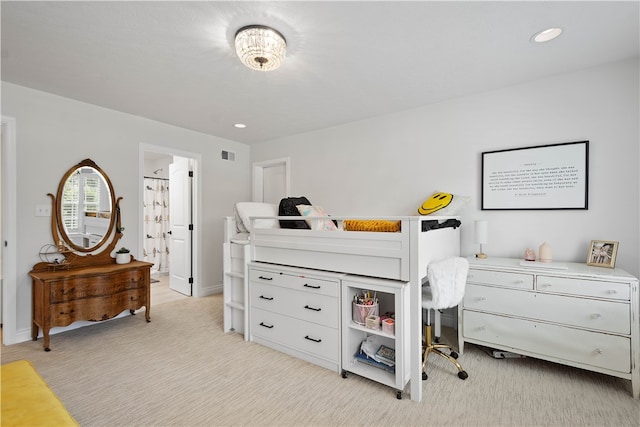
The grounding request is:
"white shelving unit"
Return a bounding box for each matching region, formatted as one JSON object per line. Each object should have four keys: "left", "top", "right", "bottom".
{"left": 340, "top": 274, "right": 410, "bottom": 399}
{"left": 222, "top": 240, "right": 250, "bottom": 340}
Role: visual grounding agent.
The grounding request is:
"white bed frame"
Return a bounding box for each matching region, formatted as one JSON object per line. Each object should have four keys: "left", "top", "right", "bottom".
{"left": 224, "top": 215, "right": 461, "bottom": 402}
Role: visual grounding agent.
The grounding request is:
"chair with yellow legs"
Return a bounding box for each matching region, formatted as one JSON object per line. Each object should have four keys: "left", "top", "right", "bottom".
{"left": 421, "top": 257, "right": 469, "bottom": 381}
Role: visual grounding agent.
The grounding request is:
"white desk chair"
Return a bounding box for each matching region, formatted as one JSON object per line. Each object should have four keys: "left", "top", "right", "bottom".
{"left": 422, "top": 256, "right": 469, "bottom": 381}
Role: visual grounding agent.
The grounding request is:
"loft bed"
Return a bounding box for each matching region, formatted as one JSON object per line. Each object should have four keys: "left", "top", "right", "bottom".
{"left": 223, "top": 202, "right": 462, "bottom": 402}
{"left": 250, "top": 216, "right": 461, "bottom": 282}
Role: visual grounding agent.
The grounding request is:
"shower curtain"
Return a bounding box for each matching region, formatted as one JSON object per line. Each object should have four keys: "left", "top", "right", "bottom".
{"left": 143, "top": 177, "right": 170, "bottom": 274}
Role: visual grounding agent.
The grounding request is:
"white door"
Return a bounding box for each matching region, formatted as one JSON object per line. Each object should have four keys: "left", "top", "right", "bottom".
{"left": 169, "top": 156, "right": 192, "bottom": 296}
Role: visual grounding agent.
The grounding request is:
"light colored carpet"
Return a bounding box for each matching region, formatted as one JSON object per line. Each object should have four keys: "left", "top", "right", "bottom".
{"left": 150, "top": 274, "right": 189, "bottom": 305}
{"left": 2, "top": 294, "right": 638, "bottom": 426}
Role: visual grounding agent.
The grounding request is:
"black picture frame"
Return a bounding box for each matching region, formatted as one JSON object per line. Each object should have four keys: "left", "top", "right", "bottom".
{"left": 481, "top": 141, "right": 589, "bottom": 210}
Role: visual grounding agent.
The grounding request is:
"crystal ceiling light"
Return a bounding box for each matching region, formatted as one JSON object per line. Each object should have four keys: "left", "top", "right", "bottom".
{"left": 235, "top": 25, "right": 287, "bottom": 71}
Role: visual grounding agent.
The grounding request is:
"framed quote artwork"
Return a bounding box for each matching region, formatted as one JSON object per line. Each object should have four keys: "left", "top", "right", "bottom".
{"left": 482, "top": 141, "right": 589, "bottom": 210}
{"left": 586, "top": 240, "right": 618, "bottom": 268}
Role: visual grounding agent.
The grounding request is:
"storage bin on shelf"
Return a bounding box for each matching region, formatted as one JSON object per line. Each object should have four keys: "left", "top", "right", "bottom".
{"left": 352, "top": 301, "right": 379, "bottom": 325}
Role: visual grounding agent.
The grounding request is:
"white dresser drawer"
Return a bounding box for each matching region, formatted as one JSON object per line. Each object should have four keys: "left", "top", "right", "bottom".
{"left": 464, "top": 284, "right": 630, "bottom": 334}
{"left": 536, "top": 275, "right": 630, "bottom": 301}
{"left": 250, "top": 268, "right": 339, "bottom": 298}
{"left": 251, "top": 307, "right": 340, "bottom": 362}
{"left": 467, "top": 268, "right": 534, "bottom": 290}
{"left": 463, "top": 311, "right": 631, "bottom": 374}
{"left": 250, "top": 281, "right": 339, "bottom": 328}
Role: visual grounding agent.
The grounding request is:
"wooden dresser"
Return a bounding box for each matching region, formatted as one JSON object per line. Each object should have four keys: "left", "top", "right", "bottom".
{"left": 30, "top": 260, "right": 153, "bottom": 351}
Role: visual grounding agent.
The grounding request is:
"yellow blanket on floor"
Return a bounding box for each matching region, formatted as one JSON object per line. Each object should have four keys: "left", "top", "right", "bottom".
{"left": 1, "top": 360, "right": 78, "bottom": 426}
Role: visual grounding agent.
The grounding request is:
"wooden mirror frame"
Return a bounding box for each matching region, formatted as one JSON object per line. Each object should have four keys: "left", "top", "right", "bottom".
{"left": 37, "top": 158, "right": 126, "bottom": 269}
{"left": 53, "top": 158, "right": 116, "bottom": 253}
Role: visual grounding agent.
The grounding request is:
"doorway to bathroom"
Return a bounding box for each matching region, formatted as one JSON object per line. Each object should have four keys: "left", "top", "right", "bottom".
{"left": 142, "top": 146, "right": 198, "bottom": 298}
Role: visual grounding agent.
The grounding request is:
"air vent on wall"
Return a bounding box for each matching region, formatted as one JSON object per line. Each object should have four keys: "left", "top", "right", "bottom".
{"left": 221, "top": 150, "right": 236, "bottom": 161}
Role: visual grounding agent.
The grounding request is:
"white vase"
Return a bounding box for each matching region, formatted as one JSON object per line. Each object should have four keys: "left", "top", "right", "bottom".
{"left": 115, "top": 253, "right": 130, "bottom": 264}
{"left": 539, "top": 242, "right": 552, "bottom": 263}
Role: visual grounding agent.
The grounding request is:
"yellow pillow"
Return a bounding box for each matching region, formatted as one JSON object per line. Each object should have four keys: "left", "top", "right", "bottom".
{"left": 418, "top": 192, "right": 470, "bottom": 215}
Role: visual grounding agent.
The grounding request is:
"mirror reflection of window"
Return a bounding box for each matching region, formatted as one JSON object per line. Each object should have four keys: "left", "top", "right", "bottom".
{"left": 62, "top": 169, "right": 102, "bottom": 232}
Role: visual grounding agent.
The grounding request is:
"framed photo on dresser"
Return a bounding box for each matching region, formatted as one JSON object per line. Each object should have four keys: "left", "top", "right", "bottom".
{"left": 586, "top": 240, "right": 618, "bottom": 268}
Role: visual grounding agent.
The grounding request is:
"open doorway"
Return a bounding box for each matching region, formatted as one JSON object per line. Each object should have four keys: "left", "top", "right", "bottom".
{"left": 141, "top": 145, "right": 199, "bottom": 299}
{"left": 142, "top": 152, "right": 172, "bottom": 283}
{"left": 252, "top": 157, "right": 290, "bottom": 203}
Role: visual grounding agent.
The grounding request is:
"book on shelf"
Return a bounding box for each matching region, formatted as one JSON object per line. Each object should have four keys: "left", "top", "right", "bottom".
{"left": 374, "top": 345, "right": 395, "bottom": 366}
{"left": 354, "top": 350, "right": 395, "bottom": 374}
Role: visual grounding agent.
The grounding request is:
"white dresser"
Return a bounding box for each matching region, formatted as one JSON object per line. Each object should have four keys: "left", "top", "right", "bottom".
{"left": 459, "top": 257, "right": 639, "bottom": 398}
{"left": 248, "top": 262, "right": 343, "bottom": 372}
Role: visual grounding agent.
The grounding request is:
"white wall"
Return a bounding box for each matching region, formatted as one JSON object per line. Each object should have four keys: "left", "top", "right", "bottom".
{"left": 251, "top": 58, "right": 639, "bottom": 277}
{"left": 1, "top": 82, "right": 251, "bottom": 342}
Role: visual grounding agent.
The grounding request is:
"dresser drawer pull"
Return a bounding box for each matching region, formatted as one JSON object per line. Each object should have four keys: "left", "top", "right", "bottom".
{"left": 607, "top": 290, "right": 618, "bottom": 295}
{"left": 304, "top": 305, "right": 321, "bottom": 312}
{"left": 303, "top": 283, "right": 321, "bottom": 289}
{"left": 591, "top": 313, "right": 602, "bottom": 319}
{"left": 259, "top": 295, "right": 274, "bottom": 301}
{"left": 258, "top": 276, "right": 273, "bottom": 281}
{"left": 477, "top": 296, "right": 486, "bottom": 302}
{"left": 539, "top": 283, "right": 551, "bottom": 288}
{"left": 304, "top": 335, "right": 322, "bottom": 343}
{"left": 595, "top": 348, "right": 603, "bottom": 355}
{"left": 514, "top": 280, "right": 524, "bottom": 284}
{"left": 259, "top": 322, "right": 274, "bottom": 329}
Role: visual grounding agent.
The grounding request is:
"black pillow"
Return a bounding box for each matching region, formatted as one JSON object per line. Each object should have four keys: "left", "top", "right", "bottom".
{"left": 279, "top": 197, "right": 312, "bottom": 229}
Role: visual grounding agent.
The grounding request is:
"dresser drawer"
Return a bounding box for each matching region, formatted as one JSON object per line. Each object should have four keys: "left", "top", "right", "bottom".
{"left": 250, "top": 281, "right": 339, "bottom": 328}
{"left": 250, "top": 268, "right": 338, "bottom": 298}
{"left": 463, "top": 311, "right": 631, "bottom": 373}
{"left": 251, "top": 307, "right": 340, "bottom": 362}
{"left": 51, "top": 289, "right": 147, "bottom": 325}
{"left": 536, "top": 275, "right": 630, "bottom": 301}
{"left": 464, "top": 284, "right": 630, "bottom": 334}
{"left": 467, "top": 269, "right": 533, "bottom": 290}
{"left": 49, "top": 270, "right": 146, "bottom": 303}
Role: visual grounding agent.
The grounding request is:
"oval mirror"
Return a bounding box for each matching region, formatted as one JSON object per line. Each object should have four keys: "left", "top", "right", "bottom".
{"left": 54, "top": 159, "right": 116, "bottom": 253}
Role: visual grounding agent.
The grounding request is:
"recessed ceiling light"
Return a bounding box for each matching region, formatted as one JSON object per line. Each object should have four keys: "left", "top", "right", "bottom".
{"left": 531, "top": 27, "right": 563, "bottom": 43}
{"left": 234, "top": 123, "right": 247, "bottom": 129}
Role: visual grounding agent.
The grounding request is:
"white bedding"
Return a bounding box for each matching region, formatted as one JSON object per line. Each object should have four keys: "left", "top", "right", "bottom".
{"left": 234, "top": 202, "right": 278, "bottom": 233}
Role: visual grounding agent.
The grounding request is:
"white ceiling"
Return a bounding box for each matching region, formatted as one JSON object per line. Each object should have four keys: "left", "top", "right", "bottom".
{"left": 2, "top": 1, "right": 638, "bottom": 145}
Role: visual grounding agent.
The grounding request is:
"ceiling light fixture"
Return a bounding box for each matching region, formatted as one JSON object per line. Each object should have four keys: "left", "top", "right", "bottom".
{"left": 531, "top": 27, "right": 563, "bottom": 43}
{"left": 235, "top": 25, "right": 287, "bottom": 72}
